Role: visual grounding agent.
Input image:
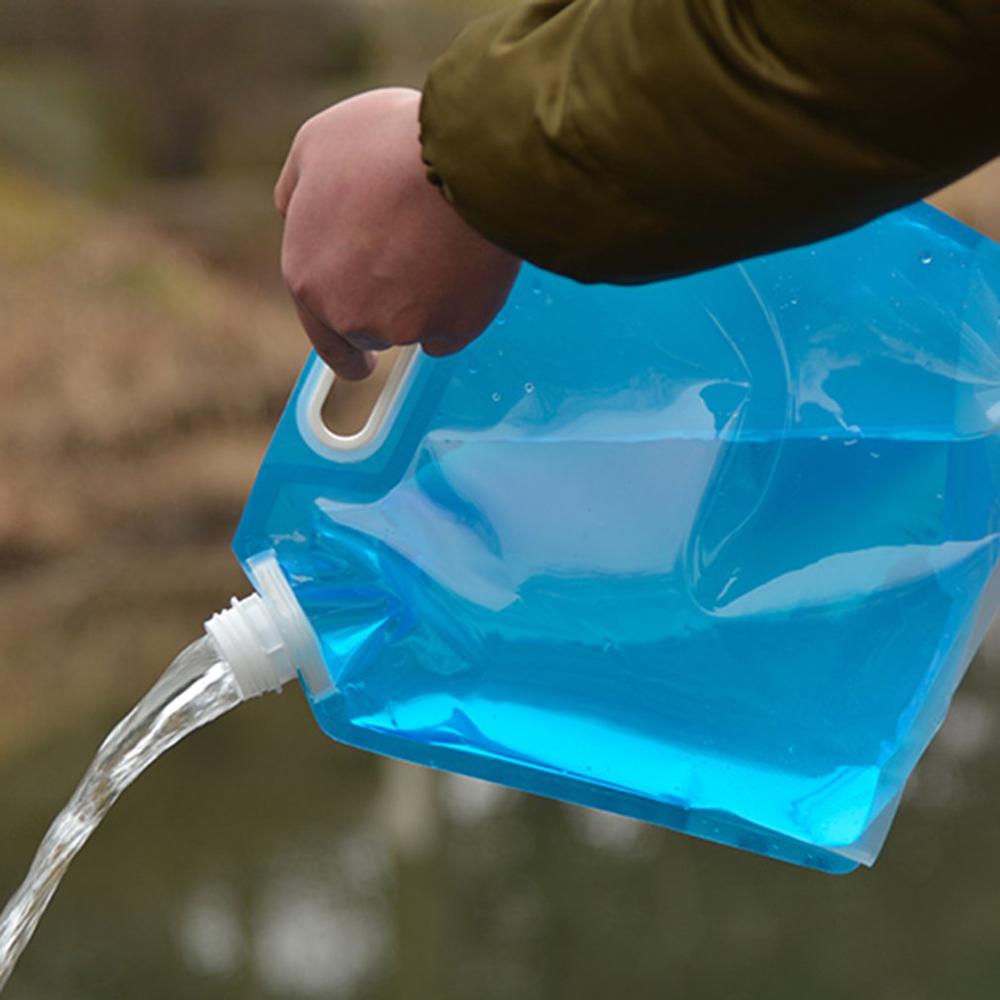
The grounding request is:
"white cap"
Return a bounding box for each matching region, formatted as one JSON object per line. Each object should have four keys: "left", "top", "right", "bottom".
{"left": 204, "top": 551, "right": 331, "bottom": 700}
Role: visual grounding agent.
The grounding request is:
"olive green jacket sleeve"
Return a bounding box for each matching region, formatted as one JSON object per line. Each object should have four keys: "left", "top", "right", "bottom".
{"left": 418, "top": 0, "right": 1000, "bottom": 284}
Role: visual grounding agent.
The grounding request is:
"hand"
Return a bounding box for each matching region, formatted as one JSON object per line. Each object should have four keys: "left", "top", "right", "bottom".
{"left": 929, "top": 156, "right": 1000, "bottom": 245}
{"left": 274, "top": 87, "right": 521, "bottom": 380}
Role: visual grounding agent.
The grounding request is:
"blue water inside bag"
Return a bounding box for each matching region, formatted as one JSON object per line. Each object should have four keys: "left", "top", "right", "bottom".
{"left": 234, "top": 201, "right": 1000, "bottom": 873}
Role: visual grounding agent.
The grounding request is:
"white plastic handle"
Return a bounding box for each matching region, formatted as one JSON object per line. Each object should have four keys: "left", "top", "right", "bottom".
{"left": 297, "top": 347, "right": 420, "bottom": 461}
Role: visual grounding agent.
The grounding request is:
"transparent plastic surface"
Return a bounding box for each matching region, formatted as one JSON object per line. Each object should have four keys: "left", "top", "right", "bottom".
{"left": 235, "top": 202, "right": 1000, "bottom": 873}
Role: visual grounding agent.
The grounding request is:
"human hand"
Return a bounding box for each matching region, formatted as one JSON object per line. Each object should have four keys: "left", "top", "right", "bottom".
{"left": 929, "top": 156, "right": 1000, "bottom": 245}
{"left": 274, "top": 87, "right": 521, "bottom": 380}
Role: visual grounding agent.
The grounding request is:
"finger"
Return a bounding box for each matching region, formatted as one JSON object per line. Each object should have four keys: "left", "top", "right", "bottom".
{"left": 340, "top": 330, "right": 394, "bottom": 353}
{"left": 292, "top": 298, "right": 376, "bottom": 380}
{"left": 421, "top": 328, "right": 482, "bottom": 358}
{"left": 273, "top": 153, "right": 299, "bottom": 218}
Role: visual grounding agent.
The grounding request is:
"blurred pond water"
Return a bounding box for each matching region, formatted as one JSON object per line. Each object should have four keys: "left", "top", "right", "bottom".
{"left": 2, "top": 548, "right": 1000, "bottom": 1000}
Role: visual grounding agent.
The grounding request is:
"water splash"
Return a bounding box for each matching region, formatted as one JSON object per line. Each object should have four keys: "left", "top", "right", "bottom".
{"left": 0, "top": 636, "right": 244, "bottom": 991}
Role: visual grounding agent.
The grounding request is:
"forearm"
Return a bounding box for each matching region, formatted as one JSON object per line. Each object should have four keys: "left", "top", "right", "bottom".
{"left": 419, "top": 0, "right": 1000, "bottom": 283}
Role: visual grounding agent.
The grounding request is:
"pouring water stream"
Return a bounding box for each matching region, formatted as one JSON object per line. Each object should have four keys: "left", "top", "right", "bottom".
{"left": 0, "top": 562, "right": 315, "bottom": 989}
{"left": 0, "top": 637, "right": 247, "bottom": 990}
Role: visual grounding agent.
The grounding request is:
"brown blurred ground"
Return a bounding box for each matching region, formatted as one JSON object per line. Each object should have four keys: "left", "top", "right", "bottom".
{"left": 0, "top": 162, "right": 295, "bottom": 759}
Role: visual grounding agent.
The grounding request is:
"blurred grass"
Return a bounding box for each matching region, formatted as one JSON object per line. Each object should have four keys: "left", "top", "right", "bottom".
{"left": 0, "top": 55, "right": 123, "bottom": 194}
{"left": 0, "top": 164, "right": 308, "bottom": 564}
{"left": 0, "top": 158, "right": 306, "bottom": 761}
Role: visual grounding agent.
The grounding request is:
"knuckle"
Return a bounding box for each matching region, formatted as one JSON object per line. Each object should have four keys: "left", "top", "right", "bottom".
{"left": 284, "top": 273, "right": 310, "bottom": 306}
{"left": 292, "top": 109, "right": 329, "bottom": 149}
{"left": 292, "top": 116, "right": 316, "bottom": 148}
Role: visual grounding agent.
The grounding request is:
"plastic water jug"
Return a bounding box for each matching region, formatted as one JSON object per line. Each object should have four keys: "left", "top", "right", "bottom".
{"left": 209, "top": 201, "right": 1000, "bottom": 873}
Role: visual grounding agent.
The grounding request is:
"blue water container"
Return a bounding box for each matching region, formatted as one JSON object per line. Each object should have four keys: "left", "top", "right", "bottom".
{"left": 233, "top": 201, "right": 1000, "bottom": 873}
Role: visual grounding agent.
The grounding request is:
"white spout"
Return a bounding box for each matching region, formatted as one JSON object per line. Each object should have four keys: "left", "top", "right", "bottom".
{"left": 204, "top": 551, "right": 330, "bottom": 700}
{"left": 205, "top": 593, "right": 295, "bottom": 699}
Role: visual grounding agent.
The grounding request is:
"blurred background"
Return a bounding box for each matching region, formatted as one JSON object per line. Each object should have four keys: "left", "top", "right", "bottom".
{"left": 2, "top": 2, "right": 1000, "bottom": 998}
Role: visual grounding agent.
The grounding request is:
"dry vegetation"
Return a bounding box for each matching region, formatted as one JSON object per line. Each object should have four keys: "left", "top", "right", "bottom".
{"left": 0, "top": 166, "right": 310, "bottom": 564}
{"left": 0, "top": 164, "right": 306, "bottom": 759}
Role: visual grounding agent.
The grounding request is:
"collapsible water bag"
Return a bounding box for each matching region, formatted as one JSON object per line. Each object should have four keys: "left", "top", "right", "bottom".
{"left": 233, "top": 201, "right": 1000, "bottom": 872}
